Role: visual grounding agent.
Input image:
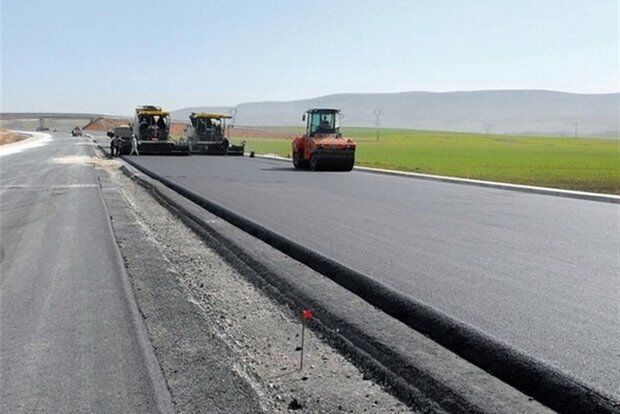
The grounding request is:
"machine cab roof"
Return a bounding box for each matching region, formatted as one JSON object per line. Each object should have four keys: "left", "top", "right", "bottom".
{"left": 135, "top": 105, "right": 169, "bottom": 117}
{"left": 304, "top": 108, "right": 341, "bottom": 137}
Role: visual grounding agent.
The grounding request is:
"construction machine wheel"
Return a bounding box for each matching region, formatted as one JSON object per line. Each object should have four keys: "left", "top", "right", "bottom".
{"left": 309, "top": 154, "right": 321, "bottom": 171}
{"left": 339, "top": 159, "right": 355, "bottom": 172}
{"left": 293, "top": 151, "right": 308, "bottom": 169}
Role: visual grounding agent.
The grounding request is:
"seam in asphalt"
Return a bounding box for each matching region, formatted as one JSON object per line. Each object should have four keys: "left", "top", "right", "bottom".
{"left": 92, "top": 166, "right": 175, "bottom": 414}
{"left": 255, "top": 154, "right": 620, "bottom": 204}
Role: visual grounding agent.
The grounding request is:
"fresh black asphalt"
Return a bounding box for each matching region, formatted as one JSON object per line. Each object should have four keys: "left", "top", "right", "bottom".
{"left": 0, "top": 134, "right": 171, "bottom": 412}
{"left": 128, "top": 154, "right": 620, "bottom": 401}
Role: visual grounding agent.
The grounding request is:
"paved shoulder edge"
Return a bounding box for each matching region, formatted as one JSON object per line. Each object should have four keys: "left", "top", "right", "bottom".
{"left": 256, "top": 154, "right": 620, "bottom": 204}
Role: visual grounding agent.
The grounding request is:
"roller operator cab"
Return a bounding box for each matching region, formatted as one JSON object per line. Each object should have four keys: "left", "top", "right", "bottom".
{"left": 292, "top": 109, "right": 356, "bottom": 171}
{"left": 130, "top": 105, "right": 190, "bottom": 155}
{"left": 186, "top": 113, "right": 245, "bottom": 155}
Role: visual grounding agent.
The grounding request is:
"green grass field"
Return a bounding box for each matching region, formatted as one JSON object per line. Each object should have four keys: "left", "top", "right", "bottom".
{"left": 237, "top": 127, "right": 620, "bottom": 194}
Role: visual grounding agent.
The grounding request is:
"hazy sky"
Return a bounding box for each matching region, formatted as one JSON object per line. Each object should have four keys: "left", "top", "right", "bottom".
{"left": 1, "top": 0, "right": 618, "bottom": 114}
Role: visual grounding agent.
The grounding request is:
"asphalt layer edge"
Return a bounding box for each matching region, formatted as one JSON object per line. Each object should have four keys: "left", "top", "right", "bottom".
{"left": 118, "top": 153, "right": 620, "bottom": 414}
{"left": 92, "top": 168, "right": 175, "bottom": 414}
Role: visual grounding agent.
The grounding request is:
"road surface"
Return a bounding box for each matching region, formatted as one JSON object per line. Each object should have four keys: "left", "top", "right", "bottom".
{"left": 0, "top": 133, "right": 170, "bottom": 412}
{"left": 128, "top": 154, "right": 620, "bottom": 400}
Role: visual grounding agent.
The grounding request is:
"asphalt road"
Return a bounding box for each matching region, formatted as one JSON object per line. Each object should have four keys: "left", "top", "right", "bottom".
{"left": 129, "top": 154, "right": 620, "bottom": 400}
{"left": 0, "top": 133, "right": 170, "bottom": 412}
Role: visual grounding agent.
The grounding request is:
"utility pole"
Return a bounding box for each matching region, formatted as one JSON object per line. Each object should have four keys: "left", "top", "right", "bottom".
{"left": 229, "top": 107, "right": 238, "bottom": 126}
{"left": 373, "top": 108, "right": 382, "bottom": 142}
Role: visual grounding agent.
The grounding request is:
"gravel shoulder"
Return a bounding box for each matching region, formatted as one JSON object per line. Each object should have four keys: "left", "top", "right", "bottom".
{"left": 97, "top": 157, "right": 412, "bottom": 413}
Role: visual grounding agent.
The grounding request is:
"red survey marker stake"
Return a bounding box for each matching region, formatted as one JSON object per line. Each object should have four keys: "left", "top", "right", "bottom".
{"left": 299, "top": 309, "right": 313, "bottom": 370}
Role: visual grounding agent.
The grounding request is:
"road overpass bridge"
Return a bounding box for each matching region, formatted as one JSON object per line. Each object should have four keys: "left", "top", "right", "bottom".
{"left": 0, "top": 112, "right": 129, "bottom": 130}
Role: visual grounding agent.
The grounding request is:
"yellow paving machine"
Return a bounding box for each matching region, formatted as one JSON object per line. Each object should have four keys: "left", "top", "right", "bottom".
{"left": 185, "top": 112, "right": 245, "bottom": 155}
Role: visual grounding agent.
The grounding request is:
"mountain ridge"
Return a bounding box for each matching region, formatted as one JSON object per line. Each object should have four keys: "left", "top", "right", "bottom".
{"left": 171, "top": 90, "right": 619, "bottom": 137}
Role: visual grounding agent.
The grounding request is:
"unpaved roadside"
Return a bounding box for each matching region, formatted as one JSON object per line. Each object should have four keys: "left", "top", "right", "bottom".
{"left": 0, "top": 129, "right": 28, "bottom": 146}
{"left": 102, "top": 159, "right": 412, "bottom": 413}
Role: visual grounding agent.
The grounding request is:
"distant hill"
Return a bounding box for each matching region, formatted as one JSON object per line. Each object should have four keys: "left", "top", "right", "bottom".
{"left": 171, "top": 90, "right": 619, "bottom": 137}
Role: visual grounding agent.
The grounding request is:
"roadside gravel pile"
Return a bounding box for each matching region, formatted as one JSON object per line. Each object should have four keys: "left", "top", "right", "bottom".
{"left": 82, "top": 117, "right": 129, "bottom": 131}
{"left": 105, "top": 165, "right": 412, "bottom": 413}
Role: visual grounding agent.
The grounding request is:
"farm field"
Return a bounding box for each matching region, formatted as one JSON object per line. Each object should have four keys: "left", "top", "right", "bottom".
{"left": 235, "top": 127, "right": 620, "bottom": 194}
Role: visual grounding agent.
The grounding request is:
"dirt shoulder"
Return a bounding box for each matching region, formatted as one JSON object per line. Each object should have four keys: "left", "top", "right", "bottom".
{"left": 0, "top": 129, "right": 29, "bottom": 146}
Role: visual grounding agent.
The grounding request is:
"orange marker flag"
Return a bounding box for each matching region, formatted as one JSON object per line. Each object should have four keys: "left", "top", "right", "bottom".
{"left": 301, "top": 309, "right": 313, "bottom": 321}
{"left": 299, "top": 308, "right": 313, "bottom": 370}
